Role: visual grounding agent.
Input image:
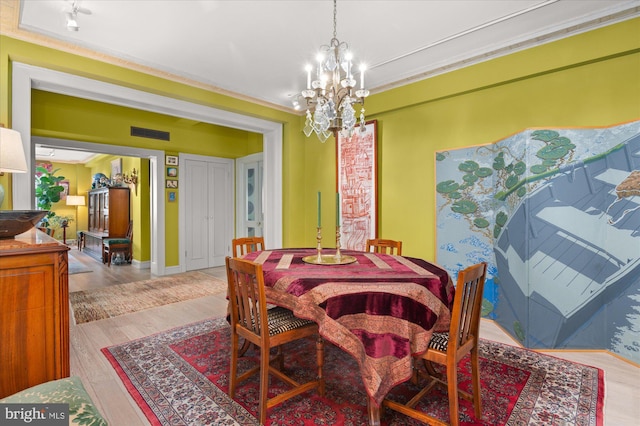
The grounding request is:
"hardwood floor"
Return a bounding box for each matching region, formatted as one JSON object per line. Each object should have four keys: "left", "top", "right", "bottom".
{"left": 69, "top": 247, "right": 161, "bottom": 292}
{"left": 68, "top": 248, "right": 638, "bottom": 425}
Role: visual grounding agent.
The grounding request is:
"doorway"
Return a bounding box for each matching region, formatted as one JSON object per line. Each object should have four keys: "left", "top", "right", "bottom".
{"left": 35, "top": 139, "right": 152, "bottom": 268}
{"left": 12, "top": 62, "right": 283, "bottom": 275}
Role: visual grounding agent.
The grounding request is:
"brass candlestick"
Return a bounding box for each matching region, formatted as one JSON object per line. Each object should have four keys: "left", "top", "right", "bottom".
{"left": 316, "top": 226, "right": 322, "bottom": 263}
{"left": 335, "top": 225, "right": 342, "bottom": 262}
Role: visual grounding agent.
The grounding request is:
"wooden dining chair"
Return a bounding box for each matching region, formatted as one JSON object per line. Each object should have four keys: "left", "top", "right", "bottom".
{"left": 366, "top": 238, "right": 403, "bottom": 255}
{"left": 225, "top": 256, "right": 325, "bottom": 424}
{"left": 230, "top": 236, "right": 265, "bottom": 356}
{"left": 232, "top": 236, "right": 265, "bottom": 257}
{"left": 384, "top": 262, "right": 487, "bottom": 426}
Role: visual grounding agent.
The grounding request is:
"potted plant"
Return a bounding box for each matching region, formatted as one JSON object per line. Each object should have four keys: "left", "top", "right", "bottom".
{"left": 46, "top": 214, "right": 74, "bottom": 240}
{"left": 48, "top": 214, "right": 74, "bottom": 229}
{"left": 35, "top": 165, "right": 66, "bottom": 227}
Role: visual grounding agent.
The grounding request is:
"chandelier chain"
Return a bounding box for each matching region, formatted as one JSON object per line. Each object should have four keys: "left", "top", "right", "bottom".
{"left": 333, "top": 0, "right": 338, "bottom": 41}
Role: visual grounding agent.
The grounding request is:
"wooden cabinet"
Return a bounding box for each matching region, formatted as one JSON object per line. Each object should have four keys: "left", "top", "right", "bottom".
{"left": 85, "top": 187, "right": 130, "bottom": 261}
{"left": 0, "top": 229, "right": 70, "bottom": 398}
{"left": 88, "top": 186, "right": 130, "bottom": 235}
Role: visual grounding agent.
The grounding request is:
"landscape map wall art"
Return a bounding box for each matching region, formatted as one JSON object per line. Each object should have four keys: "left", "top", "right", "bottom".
{"left": 435, "top": 120, "right": 640, "bottom": 364}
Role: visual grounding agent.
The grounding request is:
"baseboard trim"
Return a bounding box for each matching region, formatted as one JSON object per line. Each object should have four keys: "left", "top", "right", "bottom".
{"left": 163, "top": 265, "right": 182, "bottom": 275}
{"left": 132, "top": 259, "right": 151, "bottom": 269}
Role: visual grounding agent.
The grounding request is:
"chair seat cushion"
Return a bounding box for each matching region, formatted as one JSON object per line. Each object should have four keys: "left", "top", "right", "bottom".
{"left": 267, "top": 306, "right": 316, "bottom": 336}
{"left": 103, "top": 238, "right": 130, "bottom": 246}
{"left": 428, "top": 332, "right": 449, "bottom": 352}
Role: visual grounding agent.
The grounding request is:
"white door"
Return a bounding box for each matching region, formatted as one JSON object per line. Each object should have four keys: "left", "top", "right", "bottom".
{"left": 236, "top": 153, "right": 263, "bottom": 238}
{"left": 184, "top": 156, "right": 233, "bottom": 270}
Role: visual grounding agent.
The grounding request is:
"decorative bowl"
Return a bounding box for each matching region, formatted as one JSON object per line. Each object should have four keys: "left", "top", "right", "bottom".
{"left": 0, "top": 210, "right": 48, "bottom": 239}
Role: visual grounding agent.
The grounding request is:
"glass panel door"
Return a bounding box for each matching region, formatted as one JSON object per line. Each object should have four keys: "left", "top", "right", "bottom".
{"left": 236, "top": 153, "right": 263, "bottom": 238}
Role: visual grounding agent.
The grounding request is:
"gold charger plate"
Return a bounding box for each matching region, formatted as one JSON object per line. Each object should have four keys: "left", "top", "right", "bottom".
{"left": 302, "top": 254, "right": 357, "bottom": 265}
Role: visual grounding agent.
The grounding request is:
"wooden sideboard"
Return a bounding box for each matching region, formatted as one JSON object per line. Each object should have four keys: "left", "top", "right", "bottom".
{"left": 84, "top": 186, "right": 130, "bottom": 261}
{"left": 0, "top": 228, "right": 70, "bottom": 398}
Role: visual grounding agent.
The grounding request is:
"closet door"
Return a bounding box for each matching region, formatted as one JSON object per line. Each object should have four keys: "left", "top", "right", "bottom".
{"left": 184, "top": 157, "right": 233, "bottom": 270}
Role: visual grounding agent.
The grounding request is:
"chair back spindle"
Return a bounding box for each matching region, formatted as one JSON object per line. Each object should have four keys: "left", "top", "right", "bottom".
{"left": 232, "top": 236, "right": 265, "bottom": 257}
{"left": 366, "top": 238, "right": 403, "bottom": 255}
{"left": 450, "top": 263, "right": 486, "bottom": 352}
{"left": 227, "top": 258, "right": 267, "bottom": 339}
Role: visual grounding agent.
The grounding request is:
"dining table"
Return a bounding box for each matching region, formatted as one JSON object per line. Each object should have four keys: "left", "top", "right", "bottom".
{"left": 241, "top": 248, "right": 455, "bottom": 426}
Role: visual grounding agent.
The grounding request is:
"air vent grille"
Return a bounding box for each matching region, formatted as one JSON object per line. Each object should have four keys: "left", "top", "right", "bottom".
{"left": 130, "top": 126, "right": 170, "bottom": 141}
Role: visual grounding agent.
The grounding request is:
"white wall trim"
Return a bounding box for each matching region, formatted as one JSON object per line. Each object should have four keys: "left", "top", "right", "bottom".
{"left": 132, "top": 259, "right": 151, "bottom": 270}
{"left": 11, "top": 62, "right": 283, "bottom": 275}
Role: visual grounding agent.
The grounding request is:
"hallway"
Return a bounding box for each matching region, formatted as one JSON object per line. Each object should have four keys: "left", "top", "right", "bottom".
{"left": 68, "top": 246, "right": 225, "bottom": 292}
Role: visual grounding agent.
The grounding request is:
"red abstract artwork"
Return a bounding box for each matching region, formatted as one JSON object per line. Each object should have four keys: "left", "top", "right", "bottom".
{"left": 337, "top": 120, "right": 377, "bottom": 250}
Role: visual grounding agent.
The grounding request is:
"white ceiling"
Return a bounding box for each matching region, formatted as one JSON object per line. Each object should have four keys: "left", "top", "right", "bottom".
{"left": 35, "top": 145, "right": 98, "bottom": 163}
{"left": 13, "top": 0, "right": 640, "bottom": 162}
{"left": 18, "top": 0, "right": 640, "bottom": 112}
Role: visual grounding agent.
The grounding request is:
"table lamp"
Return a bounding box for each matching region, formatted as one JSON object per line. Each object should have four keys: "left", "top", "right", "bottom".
{"left": 66, "top": 195, "right": 85, "bottom": 244}
{"left": 66, "top": 195, "right": 85, "bottom": 218}
{"left": 0, "top": 127, "right": 46, "bottom": 239}
{"left": 0, "top": 127, "right": 29, "bottom": 208}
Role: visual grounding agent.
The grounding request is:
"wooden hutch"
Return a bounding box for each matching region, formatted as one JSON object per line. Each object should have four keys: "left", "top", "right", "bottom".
{"left": 84, "top": 186, "right": 130, "bottom": 261}
{"left": 0, "top": 229, "right": 70, "bottom": 398}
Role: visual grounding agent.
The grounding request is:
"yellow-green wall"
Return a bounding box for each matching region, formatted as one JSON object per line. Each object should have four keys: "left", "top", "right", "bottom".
{"left": 304, "top": 17, "right": 640, "bottom": 260}
{"left": 31, "top": 90, "right": 264, "bottom": 157}
{"left": 1, "top": 17, "right": 639, "bottom": 264}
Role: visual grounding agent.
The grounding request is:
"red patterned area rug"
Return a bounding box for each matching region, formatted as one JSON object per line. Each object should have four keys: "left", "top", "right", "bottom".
{"left": 102, "top": 318, "right": 604, "bottom": 425}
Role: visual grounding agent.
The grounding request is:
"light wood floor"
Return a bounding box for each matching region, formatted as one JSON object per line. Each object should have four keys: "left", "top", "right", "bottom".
{"left": 68, "top": 248, "right": 639, "bottom": 425}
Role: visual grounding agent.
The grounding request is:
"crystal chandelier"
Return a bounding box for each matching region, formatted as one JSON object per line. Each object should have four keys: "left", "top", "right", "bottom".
{"left": 296, "top": 0, "right": 370, "bottom": 142}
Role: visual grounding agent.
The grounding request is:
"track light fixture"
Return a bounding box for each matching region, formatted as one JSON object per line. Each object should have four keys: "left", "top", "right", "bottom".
{"left": 66, "top": 12, "right": 79, "bottom": 31}
{"left": 64, "top": 1, "right": 91, "bottom": 32}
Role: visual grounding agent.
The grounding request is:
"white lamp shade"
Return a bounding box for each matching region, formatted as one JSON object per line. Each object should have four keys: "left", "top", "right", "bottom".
{"left": 66, "top": 195, "right": 86, "bottom": 206}
{"left": 0, "top": 128, "right": 28, "bottom": 173}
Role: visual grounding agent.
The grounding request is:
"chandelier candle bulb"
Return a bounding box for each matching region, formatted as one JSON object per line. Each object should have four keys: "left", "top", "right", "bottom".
{"left": 360, "top": 65, "right": 365, "bottom": 89}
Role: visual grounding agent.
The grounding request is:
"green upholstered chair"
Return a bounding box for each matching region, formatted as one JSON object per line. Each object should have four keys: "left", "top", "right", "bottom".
{"left": 102, "top": 221, "right": 133, "bottom": 267}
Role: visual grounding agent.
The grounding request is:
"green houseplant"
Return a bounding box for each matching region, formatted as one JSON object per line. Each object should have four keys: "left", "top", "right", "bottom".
{"left": 35, "top": 165, "right": 66, "bottom": 227}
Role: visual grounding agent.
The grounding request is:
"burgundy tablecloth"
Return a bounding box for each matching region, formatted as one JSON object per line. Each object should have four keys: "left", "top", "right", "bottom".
{"left": 243, "top": 248, "right": 454, "bottom": 406}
